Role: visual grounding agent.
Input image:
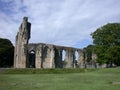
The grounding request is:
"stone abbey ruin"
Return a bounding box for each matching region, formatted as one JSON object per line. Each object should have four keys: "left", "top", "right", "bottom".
{"left": 14, "top": 17, "right": 96, "bottom": 68}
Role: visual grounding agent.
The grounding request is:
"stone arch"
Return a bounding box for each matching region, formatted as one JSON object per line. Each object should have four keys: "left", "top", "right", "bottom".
{"left": 28, "top": 50, "right": 36, "bottom": 68}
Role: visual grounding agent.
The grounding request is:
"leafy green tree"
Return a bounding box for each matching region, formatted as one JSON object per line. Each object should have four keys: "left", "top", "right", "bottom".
{"left": 0, "top": 38, "right": 14, "bottom": 67}
{"left": 91, "top": 23, "right": 120, "bottom": 66}
{"left": 84, "top": 45, "right": 94, "bottom": 62}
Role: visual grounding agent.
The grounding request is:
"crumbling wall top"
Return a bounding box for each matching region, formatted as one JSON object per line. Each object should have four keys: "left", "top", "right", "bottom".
{"left": 28, "top": 43, "right": 82, "bottom": 52}
{"left": 23, "top": 17, "right": 28, "bottom": 21}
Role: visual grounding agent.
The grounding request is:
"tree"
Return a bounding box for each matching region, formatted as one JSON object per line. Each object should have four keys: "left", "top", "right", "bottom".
{"left": 0, "top": 38, "right": 14, "bottom": 67}
{"left": 84, "top": 45, "right": 94, "bottom": 62}
{"left": 91, "top": 23, "right": 120, "bottom": 66}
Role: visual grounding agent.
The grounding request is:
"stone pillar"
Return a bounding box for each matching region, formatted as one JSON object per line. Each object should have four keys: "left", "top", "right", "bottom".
{"left": 14, "top": 34, "right": 18, "bottom": 68}
{"left": 35, "top": 48, "right": 42, "bottom": 68}
{"left": 64, "top": 48, "right": 75, "bottom": 68}
{"left": 20, "top": 43, "right": 27, "bottom": 68}
{"left": 78, "top": 50, "right": 84, "bottom": 68}
{"left": 54, "top": 48, "right": 63, "bottom": 68}
{"left": 20, "top": 19, "right": 31, "bottom": 68}
{"left": 14, "top": 17, "right": 31, "bottom": 68}
{"left": 42, "top": 45, "right": 55, "bottom": 68}
{"left": 14, "top": 32, "right": 22, "bottom": 68}
{"left": 16, "top": 32, "right": 22, "bottom": 68}
{"left": 91, "top": 52, "right": 97, "bottom": 68}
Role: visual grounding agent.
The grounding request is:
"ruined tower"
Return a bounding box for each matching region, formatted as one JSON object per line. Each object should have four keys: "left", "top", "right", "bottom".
{"left": 14, "top": 17, "right": 31, "bottom": 68}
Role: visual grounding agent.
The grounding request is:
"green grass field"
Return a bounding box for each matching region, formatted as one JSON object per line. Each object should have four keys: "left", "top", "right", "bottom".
{"left": 0, "top": 68, "right": 120, "bottom": 90}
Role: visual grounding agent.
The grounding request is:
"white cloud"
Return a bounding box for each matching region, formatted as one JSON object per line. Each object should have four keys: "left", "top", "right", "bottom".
{"left": 0, "top": 0, "right": 120, "bottom": 48}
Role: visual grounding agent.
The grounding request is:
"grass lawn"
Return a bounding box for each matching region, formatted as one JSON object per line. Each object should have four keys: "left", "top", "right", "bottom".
{"left": 0, "top": 68, "right": 120, "bottom": 90}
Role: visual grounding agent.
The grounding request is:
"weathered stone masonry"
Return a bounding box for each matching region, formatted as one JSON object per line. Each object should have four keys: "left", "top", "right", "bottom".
{"left": 14, "top": 17, "right": 31, "bottom": 68}
{"left": 14, "top": 17, "right": 95, "bottom": 68}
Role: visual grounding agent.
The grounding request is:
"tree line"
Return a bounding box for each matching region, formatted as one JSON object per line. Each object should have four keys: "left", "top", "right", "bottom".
{"left": 0, "top": 38, "right": 14, "bottom": 67}
{"left": 86, "top": 23, "right": 120, "bottom": 67}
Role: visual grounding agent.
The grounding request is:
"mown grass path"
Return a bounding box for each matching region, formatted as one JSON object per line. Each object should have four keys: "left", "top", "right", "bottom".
{"left": 0, "top": 68, "right": 120, "bottom": 90}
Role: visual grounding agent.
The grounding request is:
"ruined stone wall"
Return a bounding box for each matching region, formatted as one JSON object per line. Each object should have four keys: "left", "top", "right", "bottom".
{"left": 14, "top": 17, "right": 96, "bottom": 69}
{"left": 26, "top": 43, "right": 84, "bottom": 69}
{"left": 27, "top": 44, "right": 55, "bottom": 68}
{"left": 14, "top": 17, "right": 31, "bottom": 68}
{"left": 77, "top": 50, "right": 84, "bottom": 68}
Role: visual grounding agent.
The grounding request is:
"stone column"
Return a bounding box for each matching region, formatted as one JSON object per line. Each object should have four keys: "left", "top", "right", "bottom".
{"left": 35, "top": 48, "right": 42, "bottom": 68}
{"left": 15, "top": 32, "right": 22, "bottom": 68}
{"left": 14, "top": 17, "right": 31, "bottom": 68}
{"left": 14, "top": 34, "right": 18, "bottom": 68}
{"left": 64, "top": 48, "right": 75, "bottom": 68}
{"left": 42, "top": 45, "right": 55, "bottom": 68}
{"left": 20, "top": 46, "right": 25, "bottom": 68}
{"left": 78, "top": 50, "right": 84, "bottom": 68}
{"left": 17, "top": 33, "right": 22, "bottom": 68}
{"left": 91, "top": 52, "right": 97, "bottom": 68}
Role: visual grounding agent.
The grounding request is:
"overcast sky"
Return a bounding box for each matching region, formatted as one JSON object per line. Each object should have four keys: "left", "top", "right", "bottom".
{"left": 0, "top": 0, "right": 120, "bottom": 48}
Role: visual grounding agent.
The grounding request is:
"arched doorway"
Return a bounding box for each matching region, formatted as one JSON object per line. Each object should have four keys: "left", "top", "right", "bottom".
{"left": 29, "top": 50, "right": 35, "bottom": 68}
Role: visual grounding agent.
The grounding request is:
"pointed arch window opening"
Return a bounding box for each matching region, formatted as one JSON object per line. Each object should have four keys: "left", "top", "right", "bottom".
{"left": 62, "top": 50, "right": 66, "bottom": 61}
{"left": 75, "top": 50, "right": 79, "bottom": 61}
{"left": 29, "top": 50, "right": 35, "bottom": 68}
